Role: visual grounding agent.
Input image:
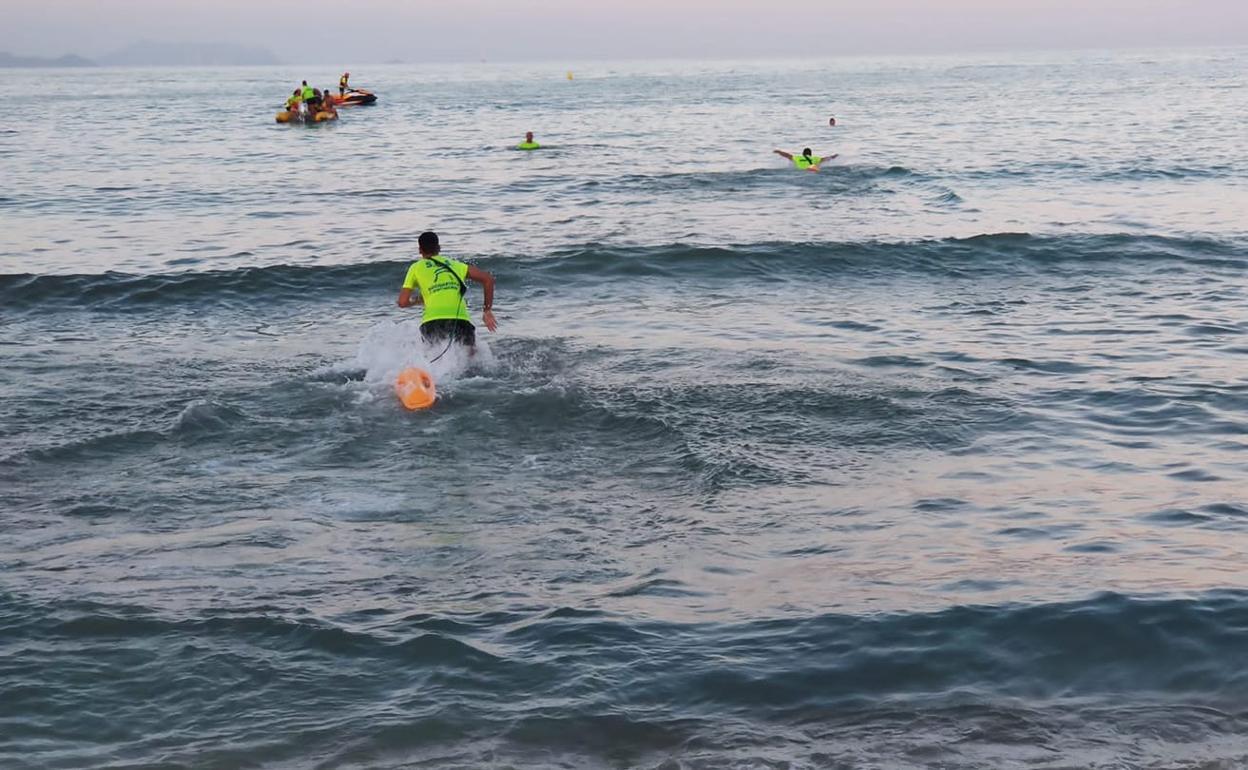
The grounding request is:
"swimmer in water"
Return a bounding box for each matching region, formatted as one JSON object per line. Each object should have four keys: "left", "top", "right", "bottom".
{"left": 517, "top": 131, "right": 541, "bottom": 150}
{"left": 319, "top": 89, "right": 338, "bottom": 118}
{"left": 773, "top": 147, "right": 838, "bottom": 172}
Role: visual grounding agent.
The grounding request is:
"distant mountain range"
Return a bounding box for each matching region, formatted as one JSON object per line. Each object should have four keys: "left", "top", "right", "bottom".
{"left": 0, "top": 41, "right": 280, "bottom": 68}
{"left": 0, "top": 52, "right": 95, "bottom": 68}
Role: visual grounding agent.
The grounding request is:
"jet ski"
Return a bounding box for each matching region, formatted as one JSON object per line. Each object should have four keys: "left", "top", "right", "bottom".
{"left": 330, "top": 88, "right": 377, "bottom": 106}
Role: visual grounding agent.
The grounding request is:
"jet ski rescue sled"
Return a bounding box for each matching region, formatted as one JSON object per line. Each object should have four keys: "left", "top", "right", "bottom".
{"left": 275, "top": 109, "right": 338, "bottom": 124}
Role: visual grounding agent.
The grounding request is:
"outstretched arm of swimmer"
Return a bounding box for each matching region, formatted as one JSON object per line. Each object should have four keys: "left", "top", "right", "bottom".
{"left": 397, "top": 287, "right": 424, "bottom": 308}
{"left": 467, "top": 265, "right": 497, "bottom": 332}
{"left": 773, "top": 150, "right": 793, "bottom": 160}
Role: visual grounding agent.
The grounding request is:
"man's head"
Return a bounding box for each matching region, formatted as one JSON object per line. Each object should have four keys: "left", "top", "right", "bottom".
{"left": 828, "top": 116, "right": 837, "bottom": 127}
{"left": 802, "top": 148, "right": 813, "bottom": 158}
{"left": 418, "top": 231, "right": 440, "bottom": 256}
{"left": 293, "top": 89, "right": 300, "bottom": 96}
{"left": 302, "top": 80, "right": 308, "bottom": 86}
{"left": 525, "top": 132, "right": 534, "bottom": 142}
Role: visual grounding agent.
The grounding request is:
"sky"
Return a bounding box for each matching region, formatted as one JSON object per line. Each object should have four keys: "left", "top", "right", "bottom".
{"left": 8, "top": 0, "right": 1248, "bottom": 63}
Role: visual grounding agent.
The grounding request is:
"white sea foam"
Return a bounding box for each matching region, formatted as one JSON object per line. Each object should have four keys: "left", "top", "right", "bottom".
{"left": 347, "top": 319, "right": 497, "bottom": 404}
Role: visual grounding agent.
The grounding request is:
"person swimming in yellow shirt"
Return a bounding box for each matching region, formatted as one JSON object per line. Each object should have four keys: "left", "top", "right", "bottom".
{"left": 517, "top": 131, "right": 541, "bottom": 150}
{"left": 397, "top": 231, "right": 498, "bottom": 351}
{"left": 774, "top": 147, "right": 838, "bottom": 172}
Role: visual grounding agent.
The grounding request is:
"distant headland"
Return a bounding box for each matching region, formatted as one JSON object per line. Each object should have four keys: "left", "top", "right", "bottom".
{"left": 0, "top": 41, "right": 280, "bottom": 68}
{"left": 0, "top": 52, "right": 95, "bottom": 68}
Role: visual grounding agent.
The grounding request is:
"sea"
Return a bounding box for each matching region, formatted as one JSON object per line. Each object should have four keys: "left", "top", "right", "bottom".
{"left": 2, "top": 47, "right": 1247, "bottom": 769}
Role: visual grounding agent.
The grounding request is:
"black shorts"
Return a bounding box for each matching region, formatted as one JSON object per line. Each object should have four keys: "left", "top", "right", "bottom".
{"left": 421, "top": 319, "right": 476, "bottom": 347}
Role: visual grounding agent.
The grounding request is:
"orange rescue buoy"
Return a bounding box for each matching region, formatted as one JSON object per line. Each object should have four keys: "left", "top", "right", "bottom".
{"left": 395, "top": 367, "right": 437, "bottom": 410}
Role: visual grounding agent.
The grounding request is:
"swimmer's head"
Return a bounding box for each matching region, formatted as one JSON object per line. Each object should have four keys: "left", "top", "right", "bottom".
{"left": 829, "top": 117, "right": 837, "bottom": 126}
{"left": 802, "top": 148, "right": 812, "bottom": 158}
{"left": 302, "top": 80, "right": 308, "bottom": 86}
{"left": 525, "top": 131, "right": 534, "bottom": 142}
{"left": 418, "top": 231, "right": 440, "bottom": 256}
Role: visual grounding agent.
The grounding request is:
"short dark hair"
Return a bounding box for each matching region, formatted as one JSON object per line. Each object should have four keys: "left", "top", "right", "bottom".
{"left": 418, "top": 232, "right": 440, "bottom": 252}
{"left": 802, "top": 148, "right": 812, "bottom": 157}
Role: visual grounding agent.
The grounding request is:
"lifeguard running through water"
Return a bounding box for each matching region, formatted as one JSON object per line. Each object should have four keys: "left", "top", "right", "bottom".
{"left": 396, "top": 231, "right": 498, "bottom": 352}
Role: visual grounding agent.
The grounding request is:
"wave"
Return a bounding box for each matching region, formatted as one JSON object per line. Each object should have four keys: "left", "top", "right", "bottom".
{"left": 1, "top": 399, "right": 258, "bottom": 469}
{"left": 5, "top": 591, "right": 1248, "bottom": 767}
{"left": 11, "top": 590, "right": 1248, "bottom": 703}
{"left": 0, "top": 261, "right": 405, "bottom": 311}
{"left": 3, "top": 233, "right": 1245, "bottom": 312}
{"left": 957, "top": 160, "right": 1240, "bottom": 182}
{"left": 1094, "top": 164, "right": 1239, "bottom": 182}
{"left": 4, "top": 164, "right": 923, "bottom": 218}
{"left": 547, "top": 163, "right": 926, "bottom": 195}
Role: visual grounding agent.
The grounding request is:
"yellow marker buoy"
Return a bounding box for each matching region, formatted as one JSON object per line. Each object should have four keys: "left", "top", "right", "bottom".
{"left": 396, "top": 367, "right": 437, "bottom": 410}
{"left": 566, "top": 71, "right": 574, "bottom": 81}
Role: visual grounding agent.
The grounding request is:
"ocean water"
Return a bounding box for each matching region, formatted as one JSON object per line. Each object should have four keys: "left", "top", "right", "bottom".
{"left": 2, "top": 48, "right": 1247, "bottom": 769}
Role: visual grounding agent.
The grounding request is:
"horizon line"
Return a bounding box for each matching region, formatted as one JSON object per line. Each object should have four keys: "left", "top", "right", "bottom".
{"left": 3, "top": 41, "right": 1245, "bottom": 71}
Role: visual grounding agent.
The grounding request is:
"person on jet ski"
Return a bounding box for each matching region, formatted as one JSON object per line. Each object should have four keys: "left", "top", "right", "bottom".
{"left": 285, "top": 89, "right": 302, "bottom": 113}
{"left": 339, "top": 72, "right": 350, "bottom": 96}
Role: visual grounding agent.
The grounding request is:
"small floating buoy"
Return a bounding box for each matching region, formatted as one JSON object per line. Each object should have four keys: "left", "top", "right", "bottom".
{"left": 566, "top": 71, "right": 574, "bottom": 81}
{"left": 396, "top": 367, "right": 437, "bottom": 410}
